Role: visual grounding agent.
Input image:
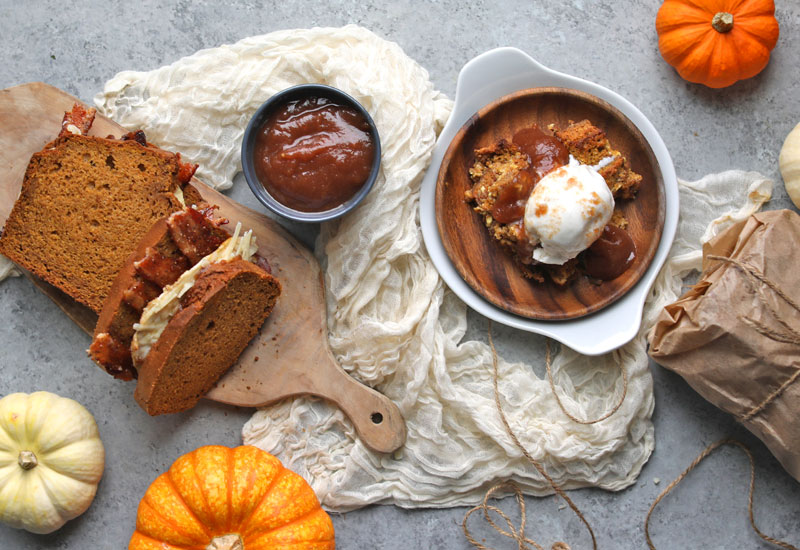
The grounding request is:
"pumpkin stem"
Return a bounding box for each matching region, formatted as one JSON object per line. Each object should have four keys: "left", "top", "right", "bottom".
{"left": 712, "top": 12, "right": 734, "bottom": 33}
{"left": 18, "top": 450, "right": 38, "bottom": 470}
{"left": 206, "top": 534, "right": 244, "bottom": 550}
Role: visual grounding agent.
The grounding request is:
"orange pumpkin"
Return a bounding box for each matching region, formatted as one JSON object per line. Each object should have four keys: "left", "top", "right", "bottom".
{"left": 129, "top": 445, "right": 335, "bottom": 550}
{"left": 656, "top": 0, "right": 779, "bottom": 88}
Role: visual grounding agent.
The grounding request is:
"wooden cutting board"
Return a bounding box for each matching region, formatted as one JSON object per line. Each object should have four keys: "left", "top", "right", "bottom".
{"left": 0, "top": 82, "right": 405, "bottom": 453}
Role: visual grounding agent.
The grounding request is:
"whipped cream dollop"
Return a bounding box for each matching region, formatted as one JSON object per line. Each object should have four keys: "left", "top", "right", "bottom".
{"left": 523, "top": 158, "right": 614, "bottom": 265}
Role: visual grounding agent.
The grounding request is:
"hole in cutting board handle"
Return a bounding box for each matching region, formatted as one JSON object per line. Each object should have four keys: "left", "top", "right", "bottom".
{"left": 370, "top": 412, "right": 383, "bottom": 424}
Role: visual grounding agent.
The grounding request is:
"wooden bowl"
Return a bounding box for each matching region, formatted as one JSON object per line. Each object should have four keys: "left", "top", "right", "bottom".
{"left": 435, "top": 87, "right": 665, "bottom": 320}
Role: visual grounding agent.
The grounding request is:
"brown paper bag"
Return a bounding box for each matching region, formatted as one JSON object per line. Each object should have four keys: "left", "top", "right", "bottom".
{"left": 649, "top": 209, "right": 800, "bottom": 482}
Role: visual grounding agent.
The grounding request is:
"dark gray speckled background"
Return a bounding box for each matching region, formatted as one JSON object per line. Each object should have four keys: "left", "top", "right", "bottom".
{"left": 1, "top": 1, "right": 798, "bottom": 548}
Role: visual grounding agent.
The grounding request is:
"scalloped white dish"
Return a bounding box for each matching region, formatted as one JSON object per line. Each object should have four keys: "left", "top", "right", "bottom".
{"left": 419, "top": 48, "right": 679, "bottom": 355}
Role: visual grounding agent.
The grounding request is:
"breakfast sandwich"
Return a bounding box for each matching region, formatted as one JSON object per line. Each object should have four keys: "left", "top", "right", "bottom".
{"left": 0, "top": 103, "right": 281, "bottom": 415}
{"left": 90, "top": 206, "right": 281, "bottom": 415}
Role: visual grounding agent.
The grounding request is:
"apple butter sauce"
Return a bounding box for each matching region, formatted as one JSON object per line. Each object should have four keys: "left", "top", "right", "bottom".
{"left": 253, "top": 96, "right": 375, "bottom": 212}
{"left": 489, "top": 126, "right": 569, "bottom": 224}
{"left": 583, "top": 224, "right": 637, "bottom": 280}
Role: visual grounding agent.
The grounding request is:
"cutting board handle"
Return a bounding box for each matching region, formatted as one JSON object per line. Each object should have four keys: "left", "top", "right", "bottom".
{"left": 314, "top": 350, "right": 406, "bottom": 454}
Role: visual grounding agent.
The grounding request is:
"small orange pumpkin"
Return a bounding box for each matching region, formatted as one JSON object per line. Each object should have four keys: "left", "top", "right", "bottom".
{"left": 129, "top": 445, "right": 335, "bottom": 550}
{"left": 656, "top": 0, "right": 779, "bottom": 88}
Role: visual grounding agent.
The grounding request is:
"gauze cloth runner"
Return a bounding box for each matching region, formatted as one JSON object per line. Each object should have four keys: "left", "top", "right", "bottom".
{"left": 0, "top": 256, "right": 20, "bottom": 281}
{"left": 93, "top": 26, "right": 771, "bottom": 510}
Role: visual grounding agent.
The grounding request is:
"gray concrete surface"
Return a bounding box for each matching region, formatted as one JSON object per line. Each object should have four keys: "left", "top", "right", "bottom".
{"left": 1, "top": 1, "right": 798, "bottom": 548}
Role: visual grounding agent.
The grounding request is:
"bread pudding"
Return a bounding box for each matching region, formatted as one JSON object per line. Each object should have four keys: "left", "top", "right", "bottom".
{"left": 464, "top": 120, "right": 641, "bottom": 285}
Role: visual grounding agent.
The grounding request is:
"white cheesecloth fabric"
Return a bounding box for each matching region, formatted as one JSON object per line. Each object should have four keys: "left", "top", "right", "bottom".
{"left": 76, "top": 26, "right": 767, "bottom": 509}
{"left": 0, "top": 256, "right": 20, "bottom": 281}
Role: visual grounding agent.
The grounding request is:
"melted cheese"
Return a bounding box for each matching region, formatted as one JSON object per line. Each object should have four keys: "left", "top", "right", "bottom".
{"left": 130, "top": 222, "right": 258, "bottom": 365}
{"left": 174, "top": 185, "right": 186, "bottom": 207}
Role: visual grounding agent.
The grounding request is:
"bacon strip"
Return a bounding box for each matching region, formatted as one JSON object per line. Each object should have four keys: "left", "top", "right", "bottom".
{"left": 168, "top": 207, "right": 228, "bottom": 264}
{"left": 176, "top": 153, "right": 199, "bottom": 185}
{"left": 194, "top": 203, "right": 228, "bottom": 227}
{"left": 88, "top": 333, "right": 136, "bottom": 381}
{"left": 122, "top": 278, "right": 162, "bottom": 312}
{"left": 254, "top": 255, "right": 272, "bottom": 274}
{"left": 121, "top": 130, "right": 148, "bottom": 147}
{"left": 59, "top": 103, "right": 96, "bottom": 137}
{"left": 134, "top": 247, "right": 190, "bottom": 288}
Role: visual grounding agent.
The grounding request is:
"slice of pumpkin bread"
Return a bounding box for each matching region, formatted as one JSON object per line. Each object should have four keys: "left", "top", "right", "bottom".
{"left": 0, "top": 133, "right": 195, "bottom": 312}
{"left": 133, "top": 258, "right": 281, "bottom": 415}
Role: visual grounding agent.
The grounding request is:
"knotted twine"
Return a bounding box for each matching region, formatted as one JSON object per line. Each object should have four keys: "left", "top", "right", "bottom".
{"left": 466, "top": 253, "right": 799, "bottom": 549}
{"left": 706, "top": 255, "right": 800, "bottom": 424}
{"left": 462, "top": 321, "right": 629, "bottom": 550}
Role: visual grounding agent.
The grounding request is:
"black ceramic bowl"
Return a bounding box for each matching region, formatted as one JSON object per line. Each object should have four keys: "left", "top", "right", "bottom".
{"left": 241, "top": 84, "right": 381, "bottom": 223}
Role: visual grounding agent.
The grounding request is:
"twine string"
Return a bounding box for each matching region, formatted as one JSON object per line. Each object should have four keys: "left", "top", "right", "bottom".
{"left": 644, "top": 438, "right": 798, "bottom": 550}
{"left": 544, "top": 340, "right": 628, "bottom": 425}
{"left": 462, "top": 483, "right": 545, "bottom": 550}
{"left": 707, "top": 255, "right": 800, "bottom": 344}
{"left": 462, "top": 321, "right": 598, "bottom": 550}
{"left": 706, "top": 255, "right": 800, "bottom": 422}
{"left": 740, "top": 368, "right": 800, "bottom": 423}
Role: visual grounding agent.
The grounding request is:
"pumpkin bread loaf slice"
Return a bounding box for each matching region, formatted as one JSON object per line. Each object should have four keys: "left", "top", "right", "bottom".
{"left": 0, "top": 132, "right": 200, "bottom": 312}
{"left": 133, "top": 258, "right": 281, "bottom": 415}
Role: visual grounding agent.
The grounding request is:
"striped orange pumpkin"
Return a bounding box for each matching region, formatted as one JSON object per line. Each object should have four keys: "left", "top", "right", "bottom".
{"left": 129, "top": 445, "right": 335, "bottom": 550}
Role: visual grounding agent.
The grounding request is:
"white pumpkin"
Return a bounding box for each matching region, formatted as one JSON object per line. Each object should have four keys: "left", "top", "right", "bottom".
{"left": 780, "top": 122, "right": 800, "bottom": 209}
{"left": 0, "top": 391, "right": 105, "bottom": 534}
